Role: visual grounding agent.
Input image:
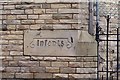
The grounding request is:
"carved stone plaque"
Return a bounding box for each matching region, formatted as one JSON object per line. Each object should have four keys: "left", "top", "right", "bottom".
{"left": 24, "top": 30, "right": 78, "bottom": 56}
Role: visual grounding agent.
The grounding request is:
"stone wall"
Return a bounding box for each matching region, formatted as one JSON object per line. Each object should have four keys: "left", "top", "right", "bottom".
{"left": 0, "top": 0, "right": 98, "bottom": 79}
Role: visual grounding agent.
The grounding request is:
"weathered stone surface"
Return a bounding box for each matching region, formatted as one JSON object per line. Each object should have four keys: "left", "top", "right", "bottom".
{"left": 4, "top": 5, "right": 15, "bottom": 9}
{"left": 15, "top": 73, "right": 33, "bottom": 78}
{"left": 53, "top": 24, "right": 71, "bottom": 29}
{"left": 57, "top": 57, "right": 76, "bottom": 61}
{"left": 10, "top": 51, "right": 23, "bottom": 55}
{"left": 21, "top": 20, "right": 35, "bottom": 24}
{"left": 31, "top": 56, "right": 43, "bottom": 60}
{"left": 35, "top": 20, "right": 44, "bottom": 24}
{"left": 53, "top": 74, "right": 68, "bottom": 78}
{"left": 51, "top": 4, "right": 71, "bottom": 8}
{"left": 69, "top": 74, "right": 97, "bottom": 79}
{"left": 2, "top": 73, "right": 14, "bottom": 78}
{"left": 14, "top": 56, "right": 30, "bottom": 61}
{"left": 28, "top": 15, "right": 38, "bottom": 19}
{"left": 16, "top": 25, "right": 29, "bottom": 30}
{"left": 30, "top": 67, "right": 45, "bottom": 72}
{"left": 69, "top": 62, "right": 83, "bottom": 68}
{"left": 3, "top": 20, "right": 20, "bottom": 25}
{"left": 39, "top": 14, "right": 52, "bottom": 19}
{"left": 20, "top": 67, "right": 30, "bottom": 72}
{"left": 59, "top": 19, "right": 79, "bottom": 24}
{"left": 44, "top": 57, "right": 57, "bottom": 61}
{"left": 40, "top": 61, "right": 51, "bottom": 67}
{"left": 34, "top": 73, "right": 52, "bottom": 78}
{"left": 0, "top": 40, "right": 8, "bottom": 45}
{"left": 76, "top": 68, "right": 97, "bottom": 74}
{"left": 58, "top": 9, "right": 79, "bottom": 13}
{"left": 46, "top": 9, "right": 58, "bottom": 13}
{"left": 34, "top": 9, "right": 45, "bottom": 14}
{"left": 25, "top": 9, "right": 33, "bottom": 14}
{"left": 19, "top": 61, "right": 39, "bottom": 67}
{"left": 42, "top": 4, "right": 51, "bottom": 8}
{"left": 9, "top": 40, "right": 23, "bottom": 45}
{"left": 10, "top": 31, "right": 23, "bottom": 35}
{"left": 5, "top": 67, "right": 20, "bottom": 72}
{"left": 1, "top": 35, "right": 23, "bottom": 40}
{"left": 53, "top": 14, "right": 72, "bottom": 19}
{"left": 7, "top": 15, "right": 16, "bottom": 19}
{"left": 2, "top": 45, "right": 23, "bottom": 51}
{"left": 60, "top": 67, "right": 76, "bottom": 73}
{"left": 24, "top": 30, "right": 78, "bottom": 56}
{"left": 46, "top": 67, "right": 59, "bottom": 73}
{"left": 11, "top": 10, "right": 24, "bottom": 14}
{"left": 17, "top": 15, "right": 27, "bottom": 19}
{"left": 52, "top": 62, "right": 68, "bottom": 67}
{"left": 7, "top": 25, "right": 16, "bottom": 30}
{"left": 83, "top": 62, "right": 97, "bottom": 68}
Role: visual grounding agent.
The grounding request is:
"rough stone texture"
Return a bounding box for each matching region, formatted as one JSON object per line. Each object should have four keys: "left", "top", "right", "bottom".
{"left": 0, "top": 1, "right": 99, "bottom": 79}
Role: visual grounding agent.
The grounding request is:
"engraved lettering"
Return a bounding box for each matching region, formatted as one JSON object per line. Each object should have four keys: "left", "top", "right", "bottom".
{"left": 40, "top": 41, "right": 44, "bottom": 46}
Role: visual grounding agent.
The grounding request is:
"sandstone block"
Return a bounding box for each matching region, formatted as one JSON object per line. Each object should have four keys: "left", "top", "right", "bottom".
{"left": 46, "top": 9, "right": 58, "bottom": 13}
{"left": 42, "top": 4, "right": 51, "bottom": 8}
{"left": 2, "top": 73, "right": 14, "bottom": 78}
{"left": 52, "top": 14, "right": 72, "bottom": 19}
{"left": 31, "top": 56, "right": 43, "bottom": 61}
{"left": 34, "top": 73, "right": 52, "bottom": 78}
{"left": 69, "top": 62, "right": 83, "bottom": 68}
{"left": 2, "top": 45, "right": 23, "bottom": 51}
{"left": 60, "top": 19, "right": 79, "bottom": 24}
{"left": 9, "top": 61, "right": 19, "bottom": 67}
{"left": 39, "top": 14, "right": 52, "bottom": 19}
{"left": 57, "top": 57, "right": 76, "bottom": 62}
{"left": 10, "top": 31, "right": 23, "bottom": 35}
{"left": 59, "top": 9, "right": 79, "bottom": 13}
{"left": 16, "top": 73, "right": 33, "bottom": 78}
{"left": 76, "top": 68, "right": 97, "bottom": 74}
{"left": 20, "top": 67, "right": 30, "bottom": 72}
{"left": 17, "top": 15, "right": 27, "bottom": 19}
{"left": 30, "top": 67, "right": 45, "bottom": 72}
{"left": 10, "top": 51, "right": 23, "bottom": 56}
{"left": 11, "top": 10, "right": 24, "bottom": 14}
{"left": 51, "top": 4, "right": 71, "bottom": 8}
{"left": 40, "top": 61, "right": 51, "bottom": 67}
{"left": 29, "top": 25, "right": 41, "bottom": 30}
{"left": 34, "top": 9, "right": 45, "bottom": 14}
{"left": 21, "top": 20, "right": 35, "bottom": 24}
{"left": 53, "top": 74, "right": 68, "bottom": 78}
{"left": 60, "top": 67, "right": 76, "bottom": 73}
{"left": 5, "top": 67, "right": 20, "bottom": 72}
{"left": 16, "top": 25, "right": 29, "bottom": 30}
{"left": 44, "top": 57, "right": 56, "bottom": 61}
{"left": 14, "top": 56, "right": 30, "bottom": 61}
{"left": 7, "top": 25, "right": 16, "bottom": 30}
{"left": 46, "top": 67, "right": 59, "bottom": 73}
{"left": 69, "top": 74, "right": 90, "bottom": 79}
{"left": 4, "top": 5, "right": 15, "bottom": 9}
{"left": 1, "top": 35, "right": 23, "bottom": 40}
{"left": 0, "top": 40, "right": 8, "bottom": 45}
{"left": 52, "top": 24, "right": 71, "bottom": 29}
{"left": 7, "top": 15, "right": 16, "bottom": 19}
{"left": 25, "top": 9, "right": 33, "bottom": 14}
{"left": 28, "top": 15, "right": 39, "bottom": 19}
{"left": 19, "top": 61, "right": 39, "bottom": 67}
{"left": 3, "top": 20, "right": 21, "bottom": 25}
{"left": 35, "top": 20, "right": 44, "bottom": 24}
{"left": 52, "top": 62, "right": 68, "bottom": 67}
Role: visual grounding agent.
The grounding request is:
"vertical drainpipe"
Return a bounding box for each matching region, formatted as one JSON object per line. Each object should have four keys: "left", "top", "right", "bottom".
{"left": 88, "top": 0, "right": 94, "bottom": 35}
{"left": 96, "top": 0, "right": 99, "bottom": 80}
